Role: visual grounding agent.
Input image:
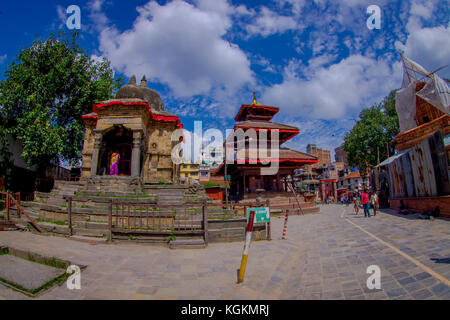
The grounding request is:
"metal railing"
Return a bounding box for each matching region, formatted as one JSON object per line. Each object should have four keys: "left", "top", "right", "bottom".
{"left": 66, "top": 198, "right": 208, "bottom": 242}
{"left": 0, "top": 191, "right": 41, "bottom": 232}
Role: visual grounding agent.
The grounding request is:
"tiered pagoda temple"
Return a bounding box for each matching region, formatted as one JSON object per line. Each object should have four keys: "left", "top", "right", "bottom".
{"left": 215, "top": 94, "right": 318, "bottom": 200}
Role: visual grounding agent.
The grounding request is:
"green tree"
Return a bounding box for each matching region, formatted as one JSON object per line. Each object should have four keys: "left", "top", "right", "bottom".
{"left": 344, "top": 90, "right": 400, "bottom": 179}
{"left": 0, "top": 32, "right": 123, "bottom": 180}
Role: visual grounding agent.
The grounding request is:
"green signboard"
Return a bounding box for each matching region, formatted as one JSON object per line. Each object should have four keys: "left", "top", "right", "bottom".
{"left": 246, "top": 207, "right": 270, "bottom": 223}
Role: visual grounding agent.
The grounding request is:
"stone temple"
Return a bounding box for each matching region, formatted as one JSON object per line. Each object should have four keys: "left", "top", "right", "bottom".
{"left": 81, "top": 76, "right": 182, "bottom": 185}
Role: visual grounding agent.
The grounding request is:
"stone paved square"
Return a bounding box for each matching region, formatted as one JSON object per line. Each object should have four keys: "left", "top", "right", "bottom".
{"left": 0, "top": 255, "right": 65, "bottom": 292}
{"left": 0, "top": 204, "right": 449, "bottom": 300}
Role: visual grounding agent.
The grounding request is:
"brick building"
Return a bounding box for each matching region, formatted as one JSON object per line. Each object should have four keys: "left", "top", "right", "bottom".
{"left": 334, "top": 145, "right": 348, "bottom": 166}
{"left": 306, "top": 144, "right": 331, "bottom": 170}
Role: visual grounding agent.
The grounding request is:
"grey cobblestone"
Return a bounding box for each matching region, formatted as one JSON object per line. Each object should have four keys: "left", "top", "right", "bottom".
{"left": 0, "top": 204, "right": 448, "bottom": 300}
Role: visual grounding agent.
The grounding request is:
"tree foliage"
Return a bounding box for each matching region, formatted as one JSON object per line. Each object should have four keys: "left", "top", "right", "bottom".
{"left": 0, "top": 32, "right": 122, "bottom": 175}
{"left": 343, "top": 90, "right": 399, "bottom": 177}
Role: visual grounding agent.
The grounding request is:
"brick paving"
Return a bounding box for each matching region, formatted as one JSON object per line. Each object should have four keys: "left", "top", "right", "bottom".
{"left": 0, "top": 204, "right": 448, "bottom": 300}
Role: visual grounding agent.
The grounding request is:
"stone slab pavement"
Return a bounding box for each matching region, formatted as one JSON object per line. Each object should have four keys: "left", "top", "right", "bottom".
{"left": 0, "top": 204, "right": 448, "bottom": 300}
{"left": 0, "top": 254, "right": 65, "bottom": 292}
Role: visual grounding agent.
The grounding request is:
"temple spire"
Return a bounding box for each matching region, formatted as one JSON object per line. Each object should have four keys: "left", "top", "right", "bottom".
{"left": 140, "top": 75, "right": 147, "bottom": 87}
{"left": 252, "top": 90, "right": 261, "bottom": 105}
{"left": 129, "top": 75, "right": 137, "bottom": 85}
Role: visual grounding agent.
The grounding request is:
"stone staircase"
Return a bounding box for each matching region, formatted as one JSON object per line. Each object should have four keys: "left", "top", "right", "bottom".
{"left": 238, "top": 194, "right": 320, "bottom": 215}
{"left": 3, "top": 179, "right": 218, "bottom": 248}
{"left": 0, "top": 219, "right": 18, "bottom": 231}
{"left": 1, "top": 179, "right": 273, "bottom": 247}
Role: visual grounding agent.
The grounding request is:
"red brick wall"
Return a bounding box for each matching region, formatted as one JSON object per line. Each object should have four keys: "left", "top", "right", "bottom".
{"left": 311, "top": 148, "right": 331, "bottom": 169}
{"left": 390, "top": 196, "right": 450, "bottom": 218}
{"left": 205, "top": 188, "right": 223, "bottom": 202}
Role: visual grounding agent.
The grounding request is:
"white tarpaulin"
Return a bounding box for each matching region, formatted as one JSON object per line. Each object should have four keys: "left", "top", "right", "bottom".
{"left": 396, "top": 82, "right": 418, "bottom": 132}
{"left": 416, "top": 73, "right": 450, "bottom": 114}
{"left": 401, "top": 54, "right": 430, "bottom": 88}
{"left": 396, "top": 54, "right": 450, "bottom": 133}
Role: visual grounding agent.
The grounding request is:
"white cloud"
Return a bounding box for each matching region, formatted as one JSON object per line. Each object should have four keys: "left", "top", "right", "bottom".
{"left": 281, "top": 118, "right": 354, "bottom": 158}
{"left": 262, "top": 55, "right": 402, "bottom": 119}
{"left": 56, "top": 5, "right": 66, "bottom": 28}
{"left": 410, "top": 2, "right": 434, "bottom": 19}
{"left": 396, "top": 26, "right": 450, "bottom": 78}
{"left": 87, "top": 0, "right": 110, "bottom": 33}
{"left": 0, "top": 54, "right": 7, "bottom": 64}
{"left": 307, "top": 53, "right": 338, "bottom": 70}
{"left": 245, "top": 7, "right": 301, "bottom": 38}
{"left": 98, "top": 0, "right": 253, "bottom": 98}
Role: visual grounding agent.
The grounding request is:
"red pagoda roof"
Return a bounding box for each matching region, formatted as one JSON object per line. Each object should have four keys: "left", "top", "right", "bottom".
{"left": 213, "top": 148, "right": 318, "bottom": 175}
{"left": 234, "top": 104, "right": 279, "bottom": 122}
{"left": 82, "top": 100, "right": 183, "bottom": 129}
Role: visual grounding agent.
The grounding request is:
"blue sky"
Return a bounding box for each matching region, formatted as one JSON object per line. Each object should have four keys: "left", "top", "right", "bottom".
{"left": 0, "top": 0, "right": 449, "bottom": 159}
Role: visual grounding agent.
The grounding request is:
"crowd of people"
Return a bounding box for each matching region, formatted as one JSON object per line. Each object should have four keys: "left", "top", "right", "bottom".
{"left": 327, "top": 189, "right": 379, "bottom": 217}
{"left": 350, "top": 189, "right": 378, "bottom": 217}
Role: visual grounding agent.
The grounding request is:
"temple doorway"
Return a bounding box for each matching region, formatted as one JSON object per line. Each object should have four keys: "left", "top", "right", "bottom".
{"left": 98, "top": 126, "right": 133, "bottom": 176}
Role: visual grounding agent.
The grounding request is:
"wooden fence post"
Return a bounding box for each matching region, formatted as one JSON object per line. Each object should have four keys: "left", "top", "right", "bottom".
{"left": 68, "top": 197, "right": 73, "bottom": 236}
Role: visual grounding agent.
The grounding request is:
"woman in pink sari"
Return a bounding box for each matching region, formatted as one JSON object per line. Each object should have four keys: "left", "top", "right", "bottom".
{"left": 109, "top": 152, "right": 120, "bottom": 176}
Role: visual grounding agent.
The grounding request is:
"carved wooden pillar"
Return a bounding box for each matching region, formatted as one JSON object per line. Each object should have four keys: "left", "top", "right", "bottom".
{"left": 90, "top": 133, "right": 102, "bottom": 176}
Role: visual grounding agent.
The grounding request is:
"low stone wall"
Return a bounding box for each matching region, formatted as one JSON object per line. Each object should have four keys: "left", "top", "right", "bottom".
{"left": 390, "top": 196, "right": 450, "bottom": 218}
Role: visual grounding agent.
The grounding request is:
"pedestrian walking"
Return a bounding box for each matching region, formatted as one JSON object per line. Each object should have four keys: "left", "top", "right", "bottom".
{"left": 362, "top": 189, "right": 370, "bottom": 217}
{"left": 371, "top": 192, "right": 379, "bottom": 216}
{"left": 353, "top": 192, "right": 360, "bottom": 215}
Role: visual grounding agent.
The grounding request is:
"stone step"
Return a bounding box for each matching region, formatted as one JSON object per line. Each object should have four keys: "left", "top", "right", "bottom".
{"left": 69, "top": 235, "right": 108, "bottom": 244}
{"left": 271, "top": 207, "right": 320, "bottom": 215}
{"left": 169, "top": 239, "right": 206, "bottom": 249}
{"left": 35, "top": 222, "right": 69, "bottom": 235}
{"left": 47, "top": 199, "right": 67, "bottom": 206}
{"left": 72, "top": 227, "right": 108, "bottom": 238}
{"left": 111, "top": 235, "right": 169, "bottom": 244}
{"left": 208, "top": 227, "right": 245, "bottom": 243}
{"left": 78, "top": 190, "right": 145, "bottom": 197}
{"left": 208, "top": 219, "right": 246, "bottom": 229}
{"left": 157, "top": 195, "right": 185, "bottom": 200}
{"left": 158, "top": 202, "right": 186, "bottom": 207}
{"left": 73, "top": 221, "right": 109, "bottom": 230}
{"left": 0, "top": 220, "right": 18, "bottom": 231}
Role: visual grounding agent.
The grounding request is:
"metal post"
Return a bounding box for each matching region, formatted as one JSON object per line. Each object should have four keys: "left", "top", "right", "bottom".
{"left": 202, "top": 202, "right": 208, "bottom": 245}
{"left": 237, "top": 210, "right": 255, "bottom": 284}
{"left": 6, "top": 194, "right": 9, "bottom": 221}
{"left": 225, "top": 164, "right": 228, "bottom": 206}
{"left": 281, "top": 210, "right": 289, "bottom": 240}
{"left": 266, "top": 200, "right": 271, "bottom": 241}
{"left": 68, "top": 197, "right": 73, "bottom": 236}
{"left": 108, "top": 200, "right": 113, "bottom": 242}
{"left": 17, "top": 193, "right": 21, "bottom": 218}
